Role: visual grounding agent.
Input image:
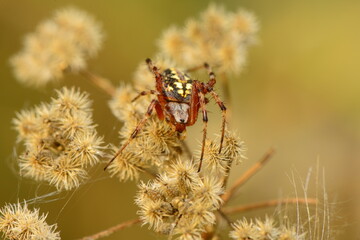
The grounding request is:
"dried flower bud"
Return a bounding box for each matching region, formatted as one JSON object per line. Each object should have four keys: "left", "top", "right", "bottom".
{"left": 10, "top": 7, "right": 103, "bottom": 87}
{"left": 0, "top": 202, "right": 60, "bottom": 240}
{"left": 13, "top": 87, "right": 104, "bottom": 191}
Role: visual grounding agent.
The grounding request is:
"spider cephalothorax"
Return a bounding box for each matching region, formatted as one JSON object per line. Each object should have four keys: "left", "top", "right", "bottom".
{"left": 105, "top": 58, "right": 226, "bottom": 172}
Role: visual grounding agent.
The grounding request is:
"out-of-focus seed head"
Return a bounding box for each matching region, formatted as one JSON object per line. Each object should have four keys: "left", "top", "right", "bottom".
{"left": 13, "top": 87, "right": 104, "bottom": 191}
{"left": 10, "top": 7, "right": 103, "bottom": 87}
{"left": 0, "top": 202, "right": 60, "bottom": 240}
{"left": 158, "top": 4, "right": 259, "bottom": 74}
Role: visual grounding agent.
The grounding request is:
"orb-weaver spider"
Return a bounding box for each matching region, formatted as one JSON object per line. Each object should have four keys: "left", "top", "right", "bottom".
{"left": 105, "top": 58, "right": 226, "bottom": 172}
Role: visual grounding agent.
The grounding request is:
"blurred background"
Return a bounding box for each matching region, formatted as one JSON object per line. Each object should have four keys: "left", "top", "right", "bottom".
{"left": 1, "top": 0, "right": 359, "bottom": 239}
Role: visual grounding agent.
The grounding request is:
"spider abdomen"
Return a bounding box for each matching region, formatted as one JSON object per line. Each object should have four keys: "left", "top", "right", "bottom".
{"left": 162, "top": 68, "right": 193, "bottom": 102}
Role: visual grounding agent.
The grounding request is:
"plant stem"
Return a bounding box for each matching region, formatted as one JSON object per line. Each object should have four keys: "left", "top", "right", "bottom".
{"left": 79, "top": 218, "right": 141, "bottom": 240}
{"left": 80, "top": 70, "right": 116, "bottom": 96}
{"left": 222, "top": 198, "right": 318, "bottom": 214}
{"left": 222, "top": 148, "right": 275, "bottom": 204}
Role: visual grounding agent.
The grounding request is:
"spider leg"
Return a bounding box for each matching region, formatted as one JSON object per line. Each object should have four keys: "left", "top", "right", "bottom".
{"left": 197, "top": 89, "right": 208, "bottom": 172}
{"left": 131, "top": 90, "right": 159, "bottom": 102}
{"left": 104, "top": 99, "right": 158, "bottom": 170}
{"left": 209, "top": 91, "right": 226, "bottom": 153}
{"left": 204, "top": 63, "right": 227, "bottom": 153}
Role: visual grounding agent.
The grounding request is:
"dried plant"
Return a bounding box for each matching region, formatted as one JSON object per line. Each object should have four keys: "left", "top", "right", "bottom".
{"left": 5, "top": 4, "right": 335, "bottom": 240}
{"left": 0, "top": 202, "right": 60, "bottom": 240}
{"left": 13, "top": 87, "right": 104, "bottom": 191}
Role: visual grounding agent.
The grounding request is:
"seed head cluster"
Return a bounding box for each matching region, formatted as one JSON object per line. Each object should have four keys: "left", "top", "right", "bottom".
{"left": 0, "top": 202, "right": 60, "bottom": 240}
{"left": 10, "top": 7, "right": 103, "bottom": 87}
{"left": 135, "top": 160, "right": 223, "bottom": 239}
{"left": 13, "top": 87, "right": 104, "bottom": 191}
{"left": 229, "top": 217, "right": 305, "bottom": 240}
{"left": 158, "top": 4, "right": 258, "bottom": 74}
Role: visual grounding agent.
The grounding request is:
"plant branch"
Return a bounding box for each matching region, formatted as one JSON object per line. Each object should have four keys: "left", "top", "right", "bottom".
{"left": 222, "top": 198, "right": 318, "bottom": 214}
{"left": 80, "top": 70, "right": 116, "bottom": 96}
{"left": 79, "top": 218, "right": 141, "bottom": 240}
{"left": 222, "top": 148, "right": 275, "bottom": 204}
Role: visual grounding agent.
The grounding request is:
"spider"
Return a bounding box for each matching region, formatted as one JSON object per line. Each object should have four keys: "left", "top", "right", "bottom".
{"left": 105, "top": 58, "right": 226, "bottom": 172}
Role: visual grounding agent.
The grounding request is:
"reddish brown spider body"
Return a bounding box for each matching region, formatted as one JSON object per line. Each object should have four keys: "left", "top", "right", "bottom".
{"left": 105, "top": 58, "right": 226, "bottom": 172}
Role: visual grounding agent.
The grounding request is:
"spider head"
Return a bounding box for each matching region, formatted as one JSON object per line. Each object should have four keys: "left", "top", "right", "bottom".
{"left": 167, "top": 102, "right": 190, "bottom": 124}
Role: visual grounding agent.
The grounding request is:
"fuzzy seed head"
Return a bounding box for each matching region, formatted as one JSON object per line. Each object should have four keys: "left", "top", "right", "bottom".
{"left": 10, "top": 7, "right": 103, "bottom": 87}
{"left": 0, "top": 202, "right": 60, "bottom": 240}
{"left": 135, "top": 160, "right": 224, "bottom": 238}
{"left": 158, "top": 4, "right": 259, "bottom": 74}
{"left": 13, "top": 87, "right": 104, "bottom": 191}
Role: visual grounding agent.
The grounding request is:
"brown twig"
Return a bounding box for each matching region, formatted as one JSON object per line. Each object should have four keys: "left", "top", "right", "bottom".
{"left": 222, "top": 198, "right": 318, "bottom": 215}
{"left": 79, "top": 218, "right": 141, "bottom": 240}
{"left": 222, "top": 148, "right": 275, "bottom": 204}
{"left": 222, "top": 159, "right": 234, "bottom": 189}
{"left": 80, "top": 70, "right": 116, "bottom": 96}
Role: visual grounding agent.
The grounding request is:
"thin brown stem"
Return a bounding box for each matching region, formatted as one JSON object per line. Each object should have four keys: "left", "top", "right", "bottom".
{"left": 222, "top": 148, "right": 275, "bottom": 204}
{"left": 222, "top": 198, "right": 318, "bottom": 215}
{"left": 222, "top": 159, "right": 234, "bottom": 189}
{"left": 79, "top": 218, "right": 141, "bottom": 240}
{"left": 80, "top": 70, "right": 116, "bottom": 96}
{"left": 138, "top": 167, "right": 158, "bottom": 178}
{"left": 217, "top": 209, "right": 233, "bottom": 226}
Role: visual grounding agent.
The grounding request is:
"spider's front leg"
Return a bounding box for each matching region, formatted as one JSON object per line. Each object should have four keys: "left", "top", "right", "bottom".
{"left": 204, "top": 63, "right": 227, "bottom": 154}
{"left": 193, "top": 82, "right": 209, "bottom": 172}
{"left": 104, "top": 99, "right": 160, "bottom": 170}
{"left": 131, "top": 90, "right": 159, "bottom": 102}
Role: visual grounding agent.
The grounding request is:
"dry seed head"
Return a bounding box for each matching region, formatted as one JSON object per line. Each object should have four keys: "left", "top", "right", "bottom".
{"left": 158, "top": 4, "right": 259, "bottom": 74}
{"left": 0, "top": 202, "right": 60, "bottom": 240}
{"left": 255, "top": 216, "right": 280, "bottom": 239}
{"left": 107, "top": 146, "right": 145, "bottom": 182}
{"left": 10, "top": 7, "right": 103, "bottom": 87}
{"left": 13, "top": 87, "right": 104, "bottom": 191}
{"left": 201, "top": 132, "right": 246, "bottom": 175}
{"left": 230, "top": 217, "right": 307, "bottom": 240}
{"left": 230, "top": 218, "right": 260, "bottom": 240}
{"left": 135, "top": 160, "right": 224, "bottom": 238}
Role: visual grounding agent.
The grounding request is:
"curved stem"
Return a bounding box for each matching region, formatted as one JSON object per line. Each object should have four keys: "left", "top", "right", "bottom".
{"left": 222, "top": 148, "right": 275, "bottom": 204}
{"left": 79, "top": 218, "right": 141, "bottom": 240}
{"left": 80, "top": 70, "right": 116, "bottom": 96}
{"left": 222, "top": 198, "right": 318, "bottom": 214}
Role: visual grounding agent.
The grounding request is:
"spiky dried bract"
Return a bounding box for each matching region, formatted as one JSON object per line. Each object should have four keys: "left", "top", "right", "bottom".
{"left": 158, "top": 4, "right": 258, "bottom": 74}
{"left": 135, "top": 160, "right": 224, "bottom": 239}
{"left": 10, "top": 7, "right": 103, "bottom": 87}
{"left": 13, "top": 87, "right": 104, "bottom": 191}
{"left": 0, "top": 202, "right": 60, "bottom": 240}
{"left": 230, "top": 217, "right": 306, "bottom": 240}
{"left": 202, "top": 131, "right": 246, "bottom": 175}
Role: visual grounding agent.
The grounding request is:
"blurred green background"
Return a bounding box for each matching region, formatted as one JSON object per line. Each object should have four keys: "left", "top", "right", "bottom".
{"left": 1, "top": 0, "right": 359, "bottom": 239}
